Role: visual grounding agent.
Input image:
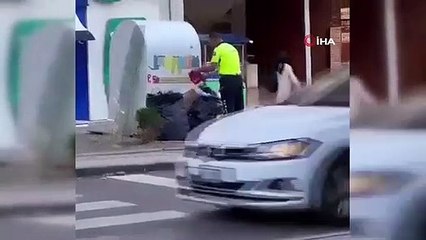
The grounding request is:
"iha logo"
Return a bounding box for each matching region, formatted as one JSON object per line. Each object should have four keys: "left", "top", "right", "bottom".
{"left": 304, "top": 35, "right": 336, "bottom": 47}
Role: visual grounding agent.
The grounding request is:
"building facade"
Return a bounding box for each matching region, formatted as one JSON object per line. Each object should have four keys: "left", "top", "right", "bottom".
{"left": 246, "top": 0, "right": 349, "bottom": 89}
{"left": 76, "top": 0, "right": 356, "bottom": 122}
{"left": 352, "top": 0, "right": 426, "bottom": 102}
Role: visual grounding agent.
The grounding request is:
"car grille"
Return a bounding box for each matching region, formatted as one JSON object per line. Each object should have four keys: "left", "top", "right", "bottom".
{"left": 184, "top": 145, "right": 257, "bottom": 160}
{"left": 190, "top": 180, "right": 245, "bottom": 192}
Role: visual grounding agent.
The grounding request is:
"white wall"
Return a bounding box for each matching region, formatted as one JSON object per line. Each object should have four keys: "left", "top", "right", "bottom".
{"left": 86, "top": 0, "right": 184, "bottom": 120}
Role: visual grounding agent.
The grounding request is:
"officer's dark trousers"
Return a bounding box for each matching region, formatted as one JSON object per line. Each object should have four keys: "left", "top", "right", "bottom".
{"left": 219, "top": 75, "right": 244, "bottom": 114}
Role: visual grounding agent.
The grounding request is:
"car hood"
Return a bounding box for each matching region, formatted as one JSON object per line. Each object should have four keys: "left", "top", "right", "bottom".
{"left": 197, "top": 105, "right": 349, "bottom": 146}
{"left": 351, "top": 129, "right": 426, "bottom": 174}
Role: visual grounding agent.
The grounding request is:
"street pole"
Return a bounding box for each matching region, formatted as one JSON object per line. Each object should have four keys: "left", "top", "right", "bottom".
{"left": 304, "top": 0, "right": 312, "bottom": 85}
{"left": 384, "top": 0, "right": 399, "bottom": 105}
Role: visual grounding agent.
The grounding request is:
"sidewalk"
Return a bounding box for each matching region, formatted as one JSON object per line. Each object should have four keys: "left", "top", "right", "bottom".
{"left": 76, "top": 129, "right": 185, "bottom": 177}
{"left": 247, "top": 87, "right": 276, "bottom": 106}
{"left": 76, "top": 130, "right": 184, "bottom": 156}
{"left": 76, "top": 150, "right": 184, "bottom": 177}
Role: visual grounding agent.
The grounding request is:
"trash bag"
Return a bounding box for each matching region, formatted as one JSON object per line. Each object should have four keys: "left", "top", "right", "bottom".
{"left": 188, "top": 95, "right": 224, "bottom": 130}
{"left": 146, "top": 91, "right": 183, "bottom": 110}
{"left": 159, "top": 99, "right": 190, "bottom": 141}
{"left": 146, "top": 92, "right": 190, "bottom": 141}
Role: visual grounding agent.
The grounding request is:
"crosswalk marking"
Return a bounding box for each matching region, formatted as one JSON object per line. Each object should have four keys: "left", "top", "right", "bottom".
{"left": 76, "top": 200, "right": 137, "bottom": 212}
{"left": 109, "top": 174, "right": 178, "bottom": 189}
{"left": 76, "top": 210, "right": 186, "bottom": 230}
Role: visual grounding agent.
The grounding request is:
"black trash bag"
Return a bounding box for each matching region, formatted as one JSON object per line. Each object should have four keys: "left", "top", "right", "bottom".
{"left": 146, "top": 92, "right": 189, "bottom": 141}
{"left": 159, "top": 99, "right": 190, "bottom": 141}
{"left": 146, "top": 91, "right": 183, "bottom": 110}
{"left": 188, "top": 95, "right": 224, "bottom": 130}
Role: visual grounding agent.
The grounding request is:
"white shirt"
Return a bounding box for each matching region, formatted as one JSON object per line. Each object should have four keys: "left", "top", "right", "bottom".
{"left": 276, "top": 63, "right": 301, "bottom": 103}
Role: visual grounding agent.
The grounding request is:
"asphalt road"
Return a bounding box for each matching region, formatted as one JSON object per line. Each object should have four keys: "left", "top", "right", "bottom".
{"left": 0, "top": 212, "right": 74, "bottom": 240}
{"left": 76, "top": 169, "right": 351, "bottom": 240}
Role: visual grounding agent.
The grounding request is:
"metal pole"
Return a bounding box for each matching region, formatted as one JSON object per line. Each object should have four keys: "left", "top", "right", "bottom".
{"left": 384, "top": 0, "right": 399, "bottom": 104}
{"left": 304, "top": 0, "right": 312, "bottom": 85}
{"left": 168, "top": 0, "right": 172, "bottom": 20}
{"left": 203, "top": 45, "right": 207, "bottom": 64}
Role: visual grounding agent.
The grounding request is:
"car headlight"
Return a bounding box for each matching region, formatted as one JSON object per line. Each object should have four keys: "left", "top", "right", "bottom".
{"left": 183, "top": 138, "right": 321, "bottom": 160}
{"left": 350, "top": 171, "right": 415, "bottom": 197}
{"left": 252, "top": 138, "right": 321, "bottom": 160}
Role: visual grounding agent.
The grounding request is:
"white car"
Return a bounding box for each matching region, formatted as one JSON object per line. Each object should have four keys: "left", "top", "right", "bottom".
{"left": 176, "top": 70, "right": 350, "bottom": 219}
{"left": 350, "top": 105, "right": 426, "bottom": 240}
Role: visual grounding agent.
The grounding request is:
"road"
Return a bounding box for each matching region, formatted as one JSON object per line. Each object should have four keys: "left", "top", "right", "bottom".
{"left": 0, "top": 212, "right": 74, "bottom": 240}
{"left": 76, "top": 169, "right": 351, "bottom": 240}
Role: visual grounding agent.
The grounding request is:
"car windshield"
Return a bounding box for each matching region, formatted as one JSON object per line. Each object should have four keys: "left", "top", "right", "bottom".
{"left": 279, "top": 69, "right": 349, "bottom": 107}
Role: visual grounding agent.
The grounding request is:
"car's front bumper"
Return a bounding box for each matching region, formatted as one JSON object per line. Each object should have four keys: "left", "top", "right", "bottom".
{"left": 176, "top": 177, "right": 308, "bottom": 210}
{"left": 350, "top": 196, "right": 397, "bottom": 238}
{"left": 175, "top": 155, "right": 314, "bottom": 210}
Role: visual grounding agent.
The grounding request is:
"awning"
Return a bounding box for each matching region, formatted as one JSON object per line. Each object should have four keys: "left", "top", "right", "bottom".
{"left": 75, "top": 15, "right": 95, "bottom": 41}
{"left": 198, "top": 34, "right": 253, "bottom": 45}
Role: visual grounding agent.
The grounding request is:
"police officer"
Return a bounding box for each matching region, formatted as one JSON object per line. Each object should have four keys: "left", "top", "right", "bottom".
{"left": 193, "top": 32, "right": 244, "bottom": 113}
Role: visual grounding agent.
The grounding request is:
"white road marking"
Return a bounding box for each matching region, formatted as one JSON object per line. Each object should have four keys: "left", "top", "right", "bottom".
{"left": 76, "top": 210, "right": 186, "bottom": 230}
{"left": 20, "top": 214, "right": 75, "bottom": 227}
{"left": 76, "top": 200, "right": 137, "bottom": 212}
{"left": 109, "top": 174, "right": 178, "bottom": 189}
{"left": 275, "top": 231, "right": 351, "bottom": 240}
{"left": 351, "top": 238, "right": 384, "bottom": 240}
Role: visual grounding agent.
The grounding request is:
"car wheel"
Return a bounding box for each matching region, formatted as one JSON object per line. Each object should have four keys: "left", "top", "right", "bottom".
{"left": 321, "top": 162, "right": 349, "bottom": 222}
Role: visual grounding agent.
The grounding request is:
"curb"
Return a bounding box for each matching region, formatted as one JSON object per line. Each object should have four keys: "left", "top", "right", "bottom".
{"left": 283, "top": 231, "right": 351, "bottom": 240}
{"left": 76, "top": 162, "right": 177, "bottom": 177}
{"left": 76, "top": 147, "right": 184, "bottom": 158}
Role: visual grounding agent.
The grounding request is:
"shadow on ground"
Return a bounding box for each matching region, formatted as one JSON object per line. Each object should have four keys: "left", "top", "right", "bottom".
{"left": 194, "top": 208, "right": 349, "bottom": 228}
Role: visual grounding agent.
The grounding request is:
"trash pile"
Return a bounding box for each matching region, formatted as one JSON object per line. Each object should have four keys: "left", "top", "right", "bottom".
{"left": 146, "top": 87, "right": 223, "bottom": 141}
